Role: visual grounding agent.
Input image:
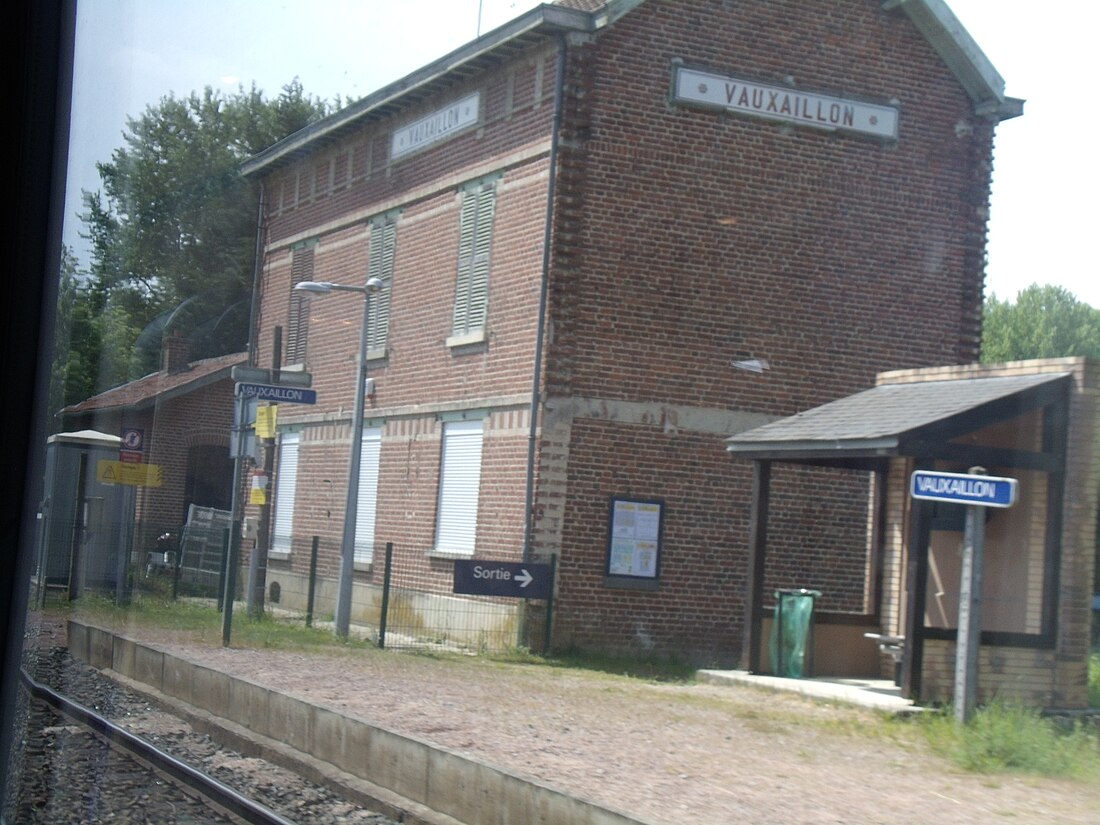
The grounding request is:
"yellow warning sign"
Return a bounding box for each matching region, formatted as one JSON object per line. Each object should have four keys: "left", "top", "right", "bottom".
{"left": 255, "top": 404, "right": 277, "bottom": 439}
{"left": 96, "top": 460, "right": 163, "bottom": 487}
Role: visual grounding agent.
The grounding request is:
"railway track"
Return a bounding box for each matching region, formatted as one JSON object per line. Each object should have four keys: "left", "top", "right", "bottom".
{"left": 4, "top": 647, "right": 399, "bottom": 825}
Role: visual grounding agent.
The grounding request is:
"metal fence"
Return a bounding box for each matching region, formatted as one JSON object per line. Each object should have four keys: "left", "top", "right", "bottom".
{"left": 37, "top": 513, "right": 555, "bottom": 657}
{"left": 293, "top": 541, "right": 554, "bottom": 656}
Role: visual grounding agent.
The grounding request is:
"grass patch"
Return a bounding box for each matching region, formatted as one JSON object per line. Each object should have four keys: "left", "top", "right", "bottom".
{"left": 537, "top": 646, "right": 697, "bottom": 683}
{"left": 1090, "top": 650, "right": 1100, "bottom": 708}
{"left": 920, "top": 701, "right": 1100, "bottom": 780}
{"left": 65, "top": 594, "right": 375, "bottom": 653}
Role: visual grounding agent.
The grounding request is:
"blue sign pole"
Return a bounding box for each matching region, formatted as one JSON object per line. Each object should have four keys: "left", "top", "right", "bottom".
{"left": 910, "top": 467, "right": 1018, "bottom": 723}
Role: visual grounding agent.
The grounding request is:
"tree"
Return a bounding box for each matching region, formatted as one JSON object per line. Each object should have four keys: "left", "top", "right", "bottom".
{"left": 77, "top": 80, "right": 331, "bottom": 391}
{"left": 981, "top": 284, "right": 1100, "bottom": 363}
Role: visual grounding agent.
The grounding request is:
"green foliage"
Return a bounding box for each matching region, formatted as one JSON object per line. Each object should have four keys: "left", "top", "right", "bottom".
{"left": 920, "top": 701, "right": 1100, "bottom": 779}
{"left": 541, "top": 645, "right": 697, "bottom": 683}
{"left": 982, "top": 284, "right": 1100, "bottom": 363}
{"left": 72, "top": 79, "right": 331, "bottom": 396}
{"left": 69, "top": 594, "right": 374, "bottom": 652}
{"left": 1090, "top": 650, "right": 1100, "bottom": 708}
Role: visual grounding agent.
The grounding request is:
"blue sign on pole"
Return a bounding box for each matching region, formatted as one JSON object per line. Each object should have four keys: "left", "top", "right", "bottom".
{"left": 235, "top": 382, "right": 317, "bottom": 405}
{"left": 910, "top": 470, "right": 1018, "bottom": 508}
{"left": 453, "top": 560, "right": 552, "bottom": 600}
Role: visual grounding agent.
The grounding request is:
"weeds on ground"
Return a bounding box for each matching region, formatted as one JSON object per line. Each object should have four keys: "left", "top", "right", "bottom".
{"left": 920, "top": 701, "right": 1100, "bottom": 780}
{"left": 1090, "top": 649, "right": 1100, "bottom": 708}
{"left": 63, "top": 593, "right": 374, "bottom": 653}
{"left": 538, "top": 646, "right": 697, "bottom": 683}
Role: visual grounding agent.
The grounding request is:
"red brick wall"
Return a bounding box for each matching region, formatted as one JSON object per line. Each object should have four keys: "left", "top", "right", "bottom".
{"left": 547, "top": 0, "right": 990, "bottom": 410}
{"left": 139, "top": 381, "right": 235, "bottom": 527}
{"left": 251, "top": 42, "right": 558, "bottom": 596}
{"left": 539, "top": 0, "right": 994, "bottom": 660}
{"left": 249, "top": 1, "right": 998, "bottom": 663}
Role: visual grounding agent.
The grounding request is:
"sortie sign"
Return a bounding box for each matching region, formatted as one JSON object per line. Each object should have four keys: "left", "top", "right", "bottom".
{"left": 910, "top": 470, "right": 1018, "bottom": 508}
{"left": 452, "top": 560, "right": 551, "bottom": 600}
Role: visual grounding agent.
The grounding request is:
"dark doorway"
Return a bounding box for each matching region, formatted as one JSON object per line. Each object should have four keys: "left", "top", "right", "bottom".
{"left": 183, "top": 444, "right": 233, "bottom": 517}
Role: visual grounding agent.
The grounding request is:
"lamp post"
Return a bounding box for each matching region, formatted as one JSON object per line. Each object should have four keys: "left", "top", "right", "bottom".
{"left": 294, "top": 276, "right": 384, "bottom": 638}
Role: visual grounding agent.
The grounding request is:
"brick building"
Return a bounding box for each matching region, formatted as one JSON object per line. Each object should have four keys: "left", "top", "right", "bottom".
{"left": 240, "top": 0, "right": 1021, "bottom": 664}
{"left": 59, "top": 339, "right": 244, "bottom": 532}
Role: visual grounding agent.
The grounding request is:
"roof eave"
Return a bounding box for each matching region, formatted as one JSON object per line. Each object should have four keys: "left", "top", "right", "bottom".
{"left": 883, "top": 0, "right": 1023, "bottom": 121}
{"left": 725, "top": 437, "right": 901, "bottom": 459}
{"left": 240, "top": 4, "right": 595, "bottom": 179}
{"left": 59, "top": 360, "right": 243, "bottom": 418}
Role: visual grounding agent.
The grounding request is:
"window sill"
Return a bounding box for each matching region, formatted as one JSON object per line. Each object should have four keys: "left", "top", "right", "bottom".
{"left": 353, "top": 561, "right": 373, "bottom": 573}
{"left": 269, "top": 551, "right": 291, "bottom": 562}
{"left": 445, "top": 329, "right": 486, "bottom": 349}
{"left": 428, "top": 548, "right": 475, "bottom": 561}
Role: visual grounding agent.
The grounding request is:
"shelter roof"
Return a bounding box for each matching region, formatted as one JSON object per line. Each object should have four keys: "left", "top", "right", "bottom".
{"left": 725, "top": 372, "right": 1071, "bottom": 465}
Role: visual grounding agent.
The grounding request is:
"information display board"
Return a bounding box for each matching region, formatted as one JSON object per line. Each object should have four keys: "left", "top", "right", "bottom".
{"left": 606, "top": 498, "right": 663, "bottom": 586}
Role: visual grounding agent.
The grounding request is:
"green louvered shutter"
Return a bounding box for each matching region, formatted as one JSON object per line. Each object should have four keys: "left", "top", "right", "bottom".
{"left": 452, "top": 182, "right": 496, "bottom": 337}
{"left": 367, "top": 219, "right": 396, "bottom": 353}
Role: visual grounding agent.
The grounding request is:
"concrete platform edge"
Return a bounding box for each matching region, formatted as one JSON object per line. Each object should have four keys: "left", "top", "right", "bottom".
{"left": 67, "top": 620, "right": 658, "bottom": 825}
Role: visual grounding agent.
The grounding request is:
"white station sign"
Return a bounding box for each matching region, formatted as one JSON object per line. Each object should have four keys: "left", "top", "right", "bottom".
{"left": 673, "top": 66, "right": 899, "bottom": 140}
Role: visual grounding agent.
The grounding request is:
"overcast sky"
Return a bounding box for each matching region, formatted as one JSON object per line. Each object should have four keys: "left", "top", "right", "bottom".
{"left": 63, "top": 0, "right": 1099, "bottom": 307}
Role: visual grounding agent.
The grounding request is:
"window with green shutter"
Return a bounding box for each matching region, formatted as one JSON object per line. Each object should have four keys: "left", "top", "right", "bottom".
{"left": 449, "top": 179, "right": 497, "bottom": 345}
{"left": 367, "top": 217, "right": 397, "bottom": 358}
{"left": 286, "top": 245, "right": 315, "bottom": 364}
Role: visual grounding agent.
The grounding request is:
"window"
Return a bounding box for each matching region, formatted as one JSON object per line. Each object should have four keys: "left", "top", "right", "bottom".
{"left": 287, "top": 243, "right": 315, "bottom": 364}
{"left": 271, "top": 431, "right": 300, "bottom": 555}
{"left": 448, "top": 180, "right": 497, "bottom": 345}
{"left": 366, "top": 217, "right": 396, "bottom": 358}
{"left": 433, "top": 419, "right": 484, "bottom": 556}
{"left": 353, "top": 427, "right": 382, "bottom": 565}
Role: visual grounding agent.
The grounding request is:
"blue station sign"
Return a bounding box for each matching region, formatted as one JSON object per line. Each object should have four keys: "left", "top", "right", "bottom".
{"left": 910, "top": 470, "right": 1018, "bottom": 508}
{"left": 235, "top": 382, "right": 317, "bottom": 405}
{"left": 453, "top": 560, "right": 552, "bottom": 600}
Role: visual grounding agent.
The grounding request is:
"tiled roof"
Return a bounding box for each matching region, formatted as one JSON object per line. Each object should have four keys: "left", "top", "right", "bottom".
{"left": 726, "top": 372, "right": 1069, "bottom": 452}
{"left": 60, "top": 352, "right": 246, "bottom": 415}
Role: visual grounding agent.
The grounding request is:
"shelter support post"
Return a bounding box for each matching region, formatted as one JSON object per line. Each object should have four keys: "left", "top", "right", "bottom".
{"left": 741, "top": 460, "right": 770, "bottom": 672}
{"left": 901, "top": 461, "right": 933, "bottom": 700}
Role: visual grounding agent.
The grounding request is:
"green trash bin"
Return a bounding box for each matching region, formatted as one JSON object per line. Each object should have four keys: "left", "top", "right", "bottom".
{"left": 769, "top": 588, "right": 821, "bottom": 678}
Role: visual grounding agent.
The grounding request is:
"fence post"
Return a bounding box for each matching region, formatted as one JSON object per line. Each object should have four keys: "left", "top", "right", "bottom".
{"left": 171, "top": 535, "right": 182, "bottom": 601}
{"left": 544, "top": 554, "right": 557, "bottom": 655}
{"left": 305, "top": 536, "right": 319, "bottom": 628}
{"left": 221, "top": 523, "right": 241, "bottom": 647}
{"left": 378, "top": 542, "right": 393, "bottom": 649}
{"left": 216, "top": 528, "right": 229, "bottom": 612}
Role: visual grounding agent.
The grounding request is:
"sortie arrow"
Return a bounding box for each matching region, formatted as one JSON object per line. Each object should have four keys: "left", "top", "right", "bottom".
{"left": 516, "top": 568, "right": 533, "bottom": 588}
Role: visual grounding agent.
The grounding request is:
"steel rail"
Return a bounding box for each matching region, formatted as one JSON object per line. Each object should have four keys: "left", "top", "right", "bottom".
{"left": 19, "top": 666, "right": 298, "bottom": 825}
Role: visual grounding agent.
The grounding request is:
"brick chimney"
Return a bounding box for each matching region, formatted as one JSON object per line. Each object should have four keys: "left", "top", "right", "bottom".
{"left": 162, "top": 333, "right": 192, "bottom": 374}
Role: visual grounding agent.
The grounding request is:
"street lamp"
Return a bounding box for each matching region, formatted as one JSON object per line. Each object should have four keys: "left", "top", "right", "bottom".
{"left": 294, "top": 276, "right": 384, "bottom": 638}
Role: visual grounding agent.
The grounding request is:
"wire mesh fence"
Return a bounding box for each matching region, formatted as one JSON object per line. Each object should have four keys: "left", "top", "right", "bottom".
{"left": 35, "top": 513, "right": 555, "bottom": 658}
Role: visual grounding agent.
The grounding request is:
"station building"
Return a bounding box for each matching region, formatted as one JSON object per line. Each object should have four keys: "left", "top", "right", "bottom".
{"left": 239, "top": 0, "right": 1026, "bottom": 670}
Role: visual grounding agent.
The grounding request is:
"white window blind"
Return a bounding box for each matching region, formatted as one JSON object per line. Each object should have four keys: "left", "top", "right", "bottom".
{"left": 353, "top": 427, "right": 382, "bottom": 564}
{"left": 272, "top": 432, "right": 300, "bottom": 554}
{"left": 434, "top": 420, "right": 484, "bottom": 556}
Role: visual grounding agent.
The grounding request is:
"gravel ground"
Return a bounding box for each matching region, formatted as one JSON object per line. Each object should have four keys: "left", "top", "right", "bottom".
{"left": 23, "top": 612, "right": 1100, "bottom": 825}
{"left": 6, "top": 640, "right": 399, "bottom": 825}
